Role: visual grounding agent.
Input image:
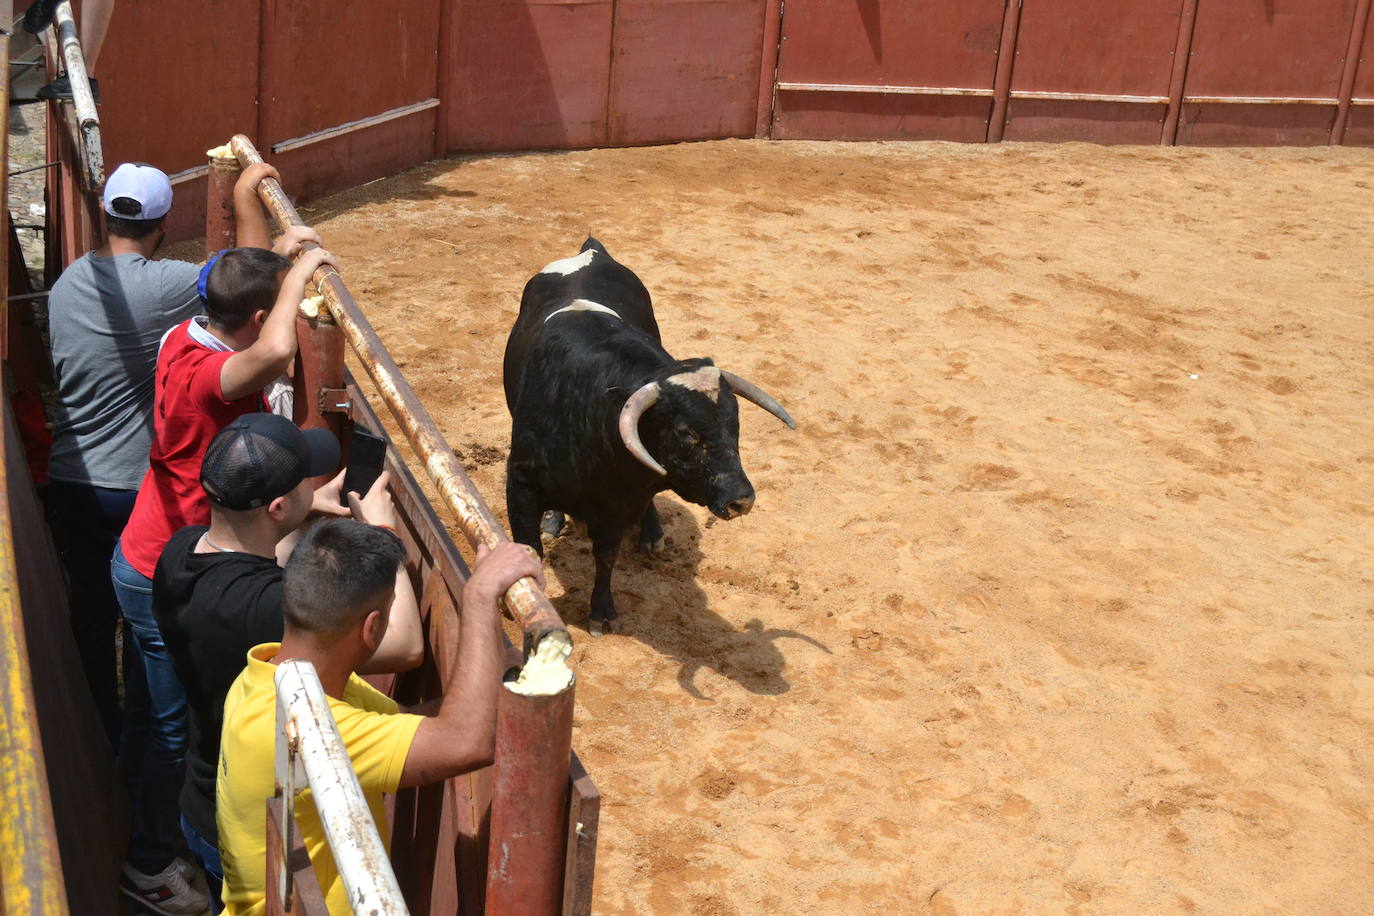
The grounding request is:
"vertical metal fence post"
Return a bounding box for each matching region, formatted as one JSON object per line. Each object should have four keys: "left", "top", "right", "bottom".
{"left": 485, "top": 685, "right": 576, "bottom": 916}
{"left": 987, "top": 0, "right": 1024, "bottom": 142}
{"left": 1162, "top": 0, "right": 1201, "bottom": 146}
{"left": 293, "top": 312, "right": 349, "bottom": 474}
{"left": 1332, "top": 0, "right": 1373, "bottom": 144}
{"left": 205, "top": 155, "right": 240, "bottom": 259}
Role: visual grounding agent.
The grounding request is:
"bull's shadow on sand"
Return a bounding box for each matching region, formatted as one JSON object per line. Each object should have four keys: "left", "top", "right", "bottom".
{"left": 542, "top": 499, "right": 830, "bottom": 698}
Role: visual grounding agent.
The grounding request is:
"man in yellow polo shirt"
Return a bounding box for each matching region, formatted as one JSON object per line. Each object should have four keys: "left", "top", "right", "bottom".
{"left": 217, "top": 518, "right": 544, "bottom": 914}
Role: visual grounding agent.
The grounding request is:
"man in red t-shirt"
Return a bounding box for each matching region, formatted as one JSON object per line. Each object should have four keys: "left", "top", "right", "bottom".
{"left": 112, "top": 227, "right": 336, "bottom": 911}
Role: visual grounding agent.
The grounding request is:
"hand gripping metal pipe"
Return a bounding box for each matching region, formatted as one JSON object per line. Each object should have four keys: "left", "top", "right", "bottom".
{"left": 226, "top": 135, "right": 571, "bottom": 665}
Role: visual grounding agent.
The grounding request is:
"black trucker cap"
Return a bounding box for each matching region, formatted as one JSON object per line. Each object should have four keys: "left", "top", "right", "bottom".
{"left": 201, "top": 414, "right": 341, "bottom": 511}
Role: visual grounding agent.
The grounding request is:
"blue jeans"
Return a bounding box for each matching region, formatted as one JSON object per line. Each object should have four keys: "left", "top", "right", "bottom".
{"left": 181, "top": 815, "right": 224, "bottom": 912}
{"left": 113, "top": 538, "right": 188, "bottom": 875}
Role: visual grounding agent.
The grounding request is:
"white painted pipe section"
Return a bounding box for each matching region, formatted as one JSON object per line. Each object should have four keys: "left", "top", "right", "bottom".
{"left": 52, "top": 2, "right": 96, "bottom": 127}
{"left": 51, "top": 0, "right": 103, "bottom": 186}
{"left": 274, "top": 660, "right": 409, "bottom": 915}
{"left": 777, "top": 81, "right": 994, "bottom": 97}
{"left": 271, "top": 98, "right": 441, "bottom": 154}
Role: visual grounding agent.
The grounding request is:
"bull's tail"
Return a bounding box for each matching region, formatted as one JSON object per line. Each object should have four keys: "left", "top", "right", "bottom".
{"left": 581, "top": 236, "right": 608, "bottom": 256}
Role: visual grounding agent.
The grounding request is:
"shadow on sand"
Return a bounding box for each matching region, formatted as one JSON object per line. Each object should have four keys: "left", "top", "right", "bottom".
{"left": 542, "top": 498, "right": 830, "bottom": 700}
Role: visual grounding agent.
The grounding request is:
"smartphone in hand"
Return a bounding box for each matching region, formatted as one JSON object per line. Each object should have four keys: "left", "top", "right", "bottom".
{"left": 341, "top": 427, "right": 388, "bottom": 505}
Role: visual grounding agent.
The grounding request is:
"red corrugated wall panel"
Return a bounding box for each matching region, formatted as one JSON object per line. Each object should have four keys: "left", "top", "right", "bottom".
{"left": 445, "top": 0, "right": 614, "bottom": 151}
{"left": 94, "top": 0, "right": 260, "bottom": 240}
{"left": 1178, "top": 0, "right": 1355, "bottom": 145}
{"left": 1003, "top": 0, "right": 1183, "bottom": 143}
{"left": 607, "top": 0, "right": 766, "bottom": 145}
{"left": 772, "top": 0, "right": 1003, "bottom": 141}
{"left": 259, "top": 0, "right": 442, "bottom": 200}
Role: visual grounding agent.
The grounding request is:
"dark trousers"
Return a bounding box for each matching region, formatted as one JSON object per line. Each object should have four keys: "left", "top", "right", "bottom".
{"left": 45, "top": 479, "right": 137, "bottom": 748}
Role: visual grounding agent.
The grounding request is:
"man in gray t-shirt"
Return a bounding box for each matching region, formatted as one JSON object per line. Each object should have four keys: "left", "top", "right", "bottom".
{"left": 48, "top": 239, "right": 200, "bottom": 489}
{"left": 46, "top": 163, "right": 197, "bottom": 750}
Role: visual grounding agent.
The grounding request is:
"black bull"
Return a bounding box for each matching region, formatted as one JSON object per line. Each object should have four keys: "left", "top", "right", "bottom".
{"left": 502, "top": 238, "right": 795, "bottom": 633}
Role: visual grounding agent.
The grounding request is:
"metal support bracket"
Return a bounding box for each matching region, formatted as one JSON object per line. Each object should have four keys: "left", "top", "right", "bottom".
{"left": 319, "top": 387, "right": 352, "bottom": 418}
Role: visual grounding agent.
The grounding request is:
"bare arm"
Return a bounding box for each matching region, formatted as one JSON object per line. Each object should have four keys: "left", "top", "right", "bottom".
{"left": 398, "top": 543, "right": 545, "bottom": 787}
{"left": 233, "top": 163, "right": 280, "bottom": 250}
{"left": 219, "top": 247, "right": 334, "bottom": 403}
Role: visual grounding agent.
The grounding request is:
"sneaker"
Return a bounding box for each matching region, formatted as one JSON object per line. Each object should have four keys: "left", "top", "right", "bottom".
{"left": 175, "top": 856, "right": 211, "bottom": 899}
{"left": 35, "top": 74, "right": 100, "bottom": 104}
{"left": 119, "top": 860, "right": 213, "bottom": 916}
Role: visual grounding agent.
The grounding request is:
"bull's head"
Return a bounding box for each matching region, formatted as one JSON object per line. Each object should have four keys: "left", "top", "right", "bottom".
{"left": 616, "top": 359, "right": 795, "bottom": 520}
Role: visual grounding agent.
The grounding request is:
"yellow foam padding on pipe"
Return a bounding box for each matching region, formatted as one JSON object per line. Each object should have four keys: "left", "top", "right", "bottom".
{"left": 505, "top": 631, "right": 574, "bottom": 697}
{"left": 299, "top": 294, "right": 326, "bottom": 320}
{"left": 206, "top": 144, "right": 234, "bottom": 159}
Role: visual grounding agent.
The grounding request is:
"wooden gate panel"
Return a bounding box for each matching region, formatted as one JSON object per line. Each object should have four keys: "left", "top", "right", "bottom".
{"left": 608, "top": 0, "right": 766, "bottom": 145}
{"left": 772, "top": 0, "right": 1003, "bottom": 141}
{"left": 445, "top": 0, "right": 614, "bottom": 151}
{"left": 1178, "top": 0, "right": 1355, "bottom": 145}
{"left": 1003, "top": 0, "right": 1183, "bottom": 143}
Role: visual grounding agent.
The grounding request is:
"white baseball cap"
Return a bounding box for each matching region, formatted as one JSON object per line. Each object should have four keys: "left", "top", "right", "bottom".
{"left": 103, "top": 163, "right": 173, "bottom": 220}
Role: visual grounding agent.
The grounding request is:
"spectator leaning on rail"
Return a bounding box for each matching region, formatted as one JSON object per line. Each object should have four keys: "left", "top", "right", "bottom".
{"left": 44, "top": 160, "right": 298, "bottom": 752}
{"left": 111, "top": 179, "right": 332, "bottom": 913}
{"left": 153, "top": 414, "right": 423, "bottom": 909}
{"left": 218, "top": 522, "right": 544, "bottom": 914}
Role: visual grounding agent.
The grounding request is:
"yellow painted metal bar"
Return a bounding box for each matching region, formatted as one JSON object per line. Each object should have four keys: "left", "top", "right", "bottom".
{"left": 0, "top": 413, "right": 70, "bottom": 915}
{"left": 0, "top": 0, "right": 70, "bottom": 904}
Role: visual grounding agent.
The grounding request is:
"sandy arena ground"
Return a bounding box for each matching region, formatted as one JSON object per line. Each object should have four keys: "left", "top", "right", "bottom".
{"left": 294, "top": 140, "right": 1372, "bottom": 913}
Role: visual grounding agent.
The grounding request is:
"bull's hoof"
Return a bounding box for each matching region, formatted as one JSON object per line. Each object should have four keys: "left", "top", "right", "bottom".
{"left": 540, "top": 511, "right": 567, "bottom": 538}
{"left": 639, "top": 536, "right": 666, "bottom": 556}
{"left": 588, "top": 615, "right": 619, "bottom": 637}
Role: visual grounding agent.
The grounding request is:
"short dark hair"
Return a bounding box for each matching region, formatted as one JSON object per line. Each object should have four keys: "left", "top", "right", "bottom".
{"left": 106, "top": 197, "right": 164, "bottom": 240}
{"left": 283, "top": 519, "right": 405, "bottom": 637}
{"left": 205, "top": 247, "right": 291, "bottom": 332}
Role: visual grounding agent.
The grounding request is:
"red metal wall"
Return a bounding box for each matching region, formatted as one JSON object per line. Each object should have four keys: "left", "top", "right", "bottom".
{"left": 1177, "top": 0, "right": 1358, "bottom": 145}
{"left": 444, "top": 0, "right": 766, "bottom": 151}
{"left": 768, "top": 0, "right": 1374, "bottom": 146}
{"left": 89, "top": 0, "right": 1374, "bottom": 246}
{"left": 1002, "top": 0, "right": 1184, "bottom": 144}
{"left": 771, "top": 0, "right": 1005, "bottom": 141}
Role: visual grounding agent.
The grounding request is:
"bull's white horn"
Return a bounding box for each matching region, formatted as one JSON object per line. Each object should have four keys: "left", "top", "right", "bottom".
{"left": 618, "top": 382, "right": 667, "bottom": 476}
{"left": 721, "top": 371, "right": 797, "bottom": 429}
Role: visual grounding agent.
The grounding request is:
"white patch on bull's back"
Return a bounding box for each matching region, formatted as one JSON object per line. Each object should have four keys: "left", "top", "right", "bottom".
{"left": 544, "top": 299, "right": 621, "bottom": 323}
{"left": 539, "top": 248, "right": 597, "bottom": 276}
{"left": 666, "top": 366, "right": 721, "bottom": 402}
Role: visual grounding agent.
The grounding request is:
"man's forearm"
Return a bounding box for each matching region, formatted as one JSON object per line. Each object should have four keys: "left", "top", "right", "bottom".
{"left": 234, "top": 190, "right": 273, "bottom": 249}
{"left": 257, "top": 276, "right": 307, "bottom": 359}
{"left": 435, "top": 587, "right": 506, "bottom": 749}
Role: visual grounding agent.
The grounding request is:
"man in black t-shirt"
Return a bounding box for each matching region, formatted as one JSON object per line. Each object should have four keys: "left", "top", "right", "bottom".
{"left": 153, "top": 414, "right": 423, "bottom": 905}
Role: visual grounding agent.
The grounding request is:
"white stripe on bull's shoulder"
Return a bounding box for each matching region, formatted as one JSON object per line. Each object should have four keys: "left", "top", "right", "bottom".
{"left": 544, "top": 299, "right": 622, "bottom": 323}
{"left": 665, "top": 366, "right": 722, "bottom": 402}
{"left": 539, "top": 248, "right": 597, "bottom": 276}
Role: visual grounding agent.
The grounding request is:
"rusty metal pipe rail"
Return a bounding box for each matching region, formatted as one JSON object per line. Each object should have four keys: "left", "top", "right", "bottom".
{"left": 226, "top": 134, "right": 568, "bottom": 657}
